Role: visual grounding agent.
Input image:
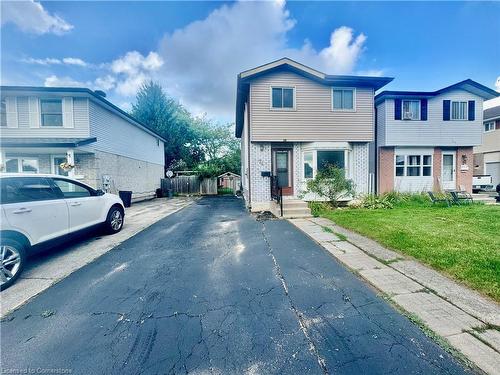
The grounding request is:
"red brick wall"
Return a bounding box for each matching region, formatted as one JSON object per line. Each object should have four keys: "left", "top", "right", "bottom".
{"left": 433, "top": 147, "right": 442, "bottom": 191}
{"left": 378, "top": 147, "right": 394, "bottom": 194}
{"left": 456, "top": 147, "right": 473, "bottom": 193}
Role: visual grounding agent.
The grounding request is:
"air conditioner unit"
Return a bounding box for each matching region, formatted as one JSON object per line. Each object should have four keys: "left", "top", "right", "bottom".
{"left": 403, "top": 112, "right": 413, "bottom": 120}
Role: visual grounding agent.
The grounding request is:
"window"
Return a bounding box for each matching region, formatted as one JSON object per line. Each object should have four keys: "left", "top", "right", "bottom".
{"left": 317, "top": 150, "right": 345, "bottom": 172}
{"left": 332, "top": 88, "right": 354, "bottom": 110}
{"left": 484, "top": 122, "right": 495, "bottom": 132}
{"left": 0, "top": 98, "right": 6, "bottom": 127}
{"left": 304, "top": 152, "right": 313, "bottom": 179}
{"left": 53, "top": 179, "right": 92, "bottom": 198}
{"left": 5, "top": 158, "right": 39, "bottom": 173}
{"left": 451, "top": 101, "right": 467, "bottom": 120}
{"left": 0, "top": 177, "right": 59, "bottom": 204}
{"left": 40, "top": 99, "right": 63, "bottom": 126}
{"left": 395, "top": 154, "right": 432, "bottom": 177}
{"left": 271, "top": 87, "right": 294, "bottom": 109}
{"left": 402, "top": 100, "right": 420, "bottom": 120}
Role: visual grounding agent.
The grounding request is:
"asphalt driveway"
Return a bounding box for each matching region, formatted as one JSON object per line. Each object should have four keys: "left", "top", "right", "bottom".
{"left": 1, "top": 196, "right": 470, "bottom": 374}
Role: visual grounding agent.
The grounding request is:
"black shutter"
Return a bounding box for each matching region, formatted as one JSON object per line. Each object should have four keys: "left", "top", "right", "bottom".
{"left": 420, "top": 99, "right": 428, "bottom": 121}
{"left": 443, "top": 100, "right": 450, "bottom": 121}
{"left": 468, "top": 101, "right": 475, "bottom": 121}
{"left": 394, "top": 99, "right": 402, "bottom": 120}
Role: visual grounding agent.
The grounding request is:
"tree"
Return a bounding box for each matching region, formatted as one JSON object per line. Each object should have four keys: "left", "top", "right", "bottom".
{"left": 305, "top": 165, "right": 355, "bottom": 207}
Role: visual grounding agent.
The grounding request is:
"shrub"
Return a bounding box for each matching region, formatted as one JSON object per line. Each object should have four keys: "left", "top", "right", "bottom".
{"left": 355, "top": 192, "right": 431, "bottom": 210}
{"left": 305, "top": 166, "right": 355, "bottom": 207}
{"left": 218, "top": 187, "right": 233, "bottom": 195}
{"left": 308, "top": 201, "right": 329, "bottom": 217}
{"left": 359, "top": 194, "right": 394, "bottom": 209}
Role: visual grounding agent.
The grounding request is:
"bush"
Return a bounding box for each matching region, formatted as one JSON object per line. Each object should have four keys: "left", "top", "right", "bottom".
{"left": 308, "top": 201, "right": 330, "bottom": 217}
{"left": 359, "top": 194, "right": 394, "bottom": 209}
{"left": 218, "top": 187, "right": 233, "bottom": 195}
{"left": 305, "top": 166, "right": 355, "bottom": 207}
{"left": 356, "top": 192, "right": 431, "bottom": 210}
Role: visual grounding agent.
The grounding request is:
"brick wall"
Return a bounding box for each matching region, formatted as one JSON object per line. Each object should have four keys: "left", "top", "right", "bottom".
{"left": 432, "top": 147, "right": 442, "bottom": 191}
{"left": 249, "top": 142, "right": 272, "bottom": 210}
{"left": 456, "top": 147, "right": 473, "bottom": 193}
{"left": 378, "top": 147, "right": 394, "bottom": 193}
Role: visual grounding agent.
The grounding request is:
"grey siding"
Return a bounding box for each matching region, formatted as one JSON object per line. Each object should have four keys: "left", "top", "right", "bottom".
{"left": 0, "top": 96, "right": 90, "bottom": 138}
{"left": 376, "top": 102, "right": 386, "bottom": 146}
{"left": 87, "top": 100, "right": 164, "bottom": 165}
{"left": 381, "top": 90, "right": 483, "bottom": 147}
{"left": 249, "top": 71, "right": 374, "bottom": 142}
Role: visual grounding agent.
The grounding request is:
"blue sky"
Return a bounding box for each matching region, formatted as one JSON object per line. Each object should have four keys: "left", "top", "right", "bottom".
{"left": 1, "top": 1, "right": 499, "bottom": 121}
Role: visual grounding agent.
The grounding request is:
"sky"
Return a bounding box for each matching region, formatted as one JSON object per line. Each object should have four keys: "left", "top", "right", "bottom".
{"left": 1, "top": 0, "right": 499, "bottom": 122}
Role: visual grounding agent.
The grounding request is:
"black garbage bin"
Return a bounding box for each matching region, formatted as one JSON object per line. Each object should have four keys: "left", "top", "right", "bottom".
{"left": 119, "top": 190, "right": 132, "bottom": 208}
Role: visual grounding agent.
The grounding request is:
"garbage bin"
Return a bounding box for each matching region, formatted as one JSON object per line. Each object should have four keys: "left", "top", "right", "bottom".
{"left": 167, "top": 189, "right": 173, "bottom": 199}
{"left": 119, "top": 190, "right": 132, "bottom": 208}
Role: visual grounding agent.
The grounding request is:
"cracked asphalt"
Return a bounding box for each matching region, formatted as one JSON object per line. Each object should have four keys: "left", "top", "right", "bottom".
{"left": 1, "top": 196, "right": 470, "bottom": 374}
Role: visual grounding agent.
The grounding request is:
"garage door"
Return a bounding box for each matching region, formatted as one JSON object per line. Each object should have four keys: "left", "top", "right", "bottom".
{"left": 486, "top": 162, "right": 500, "bottom": 187}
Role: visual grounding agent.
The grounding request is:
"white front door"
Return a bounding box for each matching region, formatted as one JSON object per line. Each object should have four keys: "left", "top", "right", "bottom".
{"left": 442, "top": 152, "right": 456, "bottom": 190}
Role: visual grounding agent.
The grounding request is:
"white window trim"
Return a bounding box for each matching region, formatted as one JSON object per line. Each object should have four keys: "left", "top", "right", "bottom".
{"left": 401, "top": 99, "right": 421, "bottom": 121}
{"left": 269, "top": 86, "right": 296, "bottom": 111}
{"left": 5, "top": 156, "right": 40, "bottom": 174}
{"left": 40, "top": 98, "right": 64, "bottom": 127}
{"left": 484, "top": 121, "right": 495, "bottom": 133}
{"left": 394, "top": 154, "right": 433, "bottom": 178}
{"left": 331, "top": 87, "right": 356, "bottom": 112}
{"left": 450, "top": 100, "right": 468, "bottom": 121}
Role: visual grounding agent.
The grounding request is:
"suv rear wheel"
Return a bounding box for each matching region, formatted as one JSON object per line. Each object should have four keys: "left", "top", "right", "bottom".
{"left": 0, "top": 239, "right": 26, "bottom": 291}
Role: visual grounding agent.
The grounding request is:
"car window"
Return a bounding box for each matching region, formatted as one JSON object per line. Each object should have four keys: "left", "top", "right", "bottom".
{"left": 0, "top": 177, "right": 60, "bottom": 204}
{"left": 53, "top": 179, "right": 93, "bottom": 198}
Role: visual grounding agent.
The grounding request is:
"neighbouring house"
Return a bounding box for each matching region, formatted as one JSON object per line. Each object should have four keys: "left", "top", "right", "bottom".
{"left": 0, "top": 86, "right": 166, "bottom": 202}
{"left": 374, "top": 80, "right": 499, "bottom": 194}
{"left": 217, "top": 172, "right": 241, "bottom": 192}
{"left": 473, "top": 105, "right": 500, "bottom": 187}
{"left": 235, "top": 58, "right": 393, "bottom": 213}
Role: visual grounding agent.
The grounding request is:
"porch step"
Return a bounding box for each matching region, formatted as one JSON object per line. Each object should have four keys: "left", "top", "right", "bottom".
{"left": 272, "top": 199, "right": 312, "bottom": 218}
{"left": 471, "top": 194, "right": 498, "bottom": 205}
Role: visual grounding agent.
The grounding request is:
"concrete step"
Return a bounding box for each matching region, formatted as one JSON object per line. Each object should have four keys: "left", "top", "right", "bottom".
{"left": 271, "top": 200, "right": 312, "bottom": 218}
{"left": 282, "top": 201, "right": 310, "bottom": 209}
{"left": 471, "top": 194, "right": 497, "bottom": 205}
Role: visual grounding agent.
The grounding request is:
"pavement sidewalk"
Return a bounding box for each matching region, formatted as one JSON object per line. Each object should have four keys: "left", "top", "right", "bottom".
{"left": 1, "top": 197, "right": 195, "bottom": 318}
{"left": 290, "top": 217, "right": 500, "bottom": 375}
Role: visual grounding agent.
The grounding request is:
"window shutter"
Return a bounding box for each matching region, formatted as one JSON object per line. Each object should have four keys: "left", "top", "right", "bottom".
{"left": 420, "top": 99, "right": 427, "bottom": 121}
{"left": 468, "top": 101, "right": 475, "bottom": 121}
{"left": 5, "top": 97, "right": 18, "bottom": 128}
{"left": 394, "top": 99, "right": 402, "bottom": 120}
{"left": 63, "top": 97, "right": 74, "bottom": 128}
{"left": 443, "top": 100, "right": 450, "bottom": 121}
{"left": 28, "top": 97, "right": 40, "bottom": 128}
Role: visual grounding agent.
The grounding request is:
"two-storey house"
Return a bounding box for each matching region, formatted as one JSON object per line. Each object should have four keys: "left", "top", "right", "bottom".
{"left": 0, "top": 86, "right": 166, "bottom": 202}
{"left": 374, "top": 80, "right": 498, "bottom": 194}
{"left": 235, "top": 58, "right": 393, "bottom": 213}
{"left": 473, "top": 105, "right": 500, "bottom": 187}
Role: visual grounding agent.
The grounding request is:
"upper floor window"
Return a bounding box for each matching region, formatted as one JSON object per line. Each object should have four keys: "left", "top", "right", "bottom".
{"left": 0, "top": 98, "right": 6, "bottom": 127}
{"left": 402, "top": 100, "right": 420, "bottom": 120}
{"left": 484, "top": 121, "right": 495, "bottom": 132}
{"left": 332, "top": 88, "right": 354, "bottom": 111}
{"left": 41, "top": 99, "right": 63, "bottom": 126}
{"left": 451, "top": 101, "right": 467, "bottom": 120}
{"left": 271, "top": 87, "right": 294, "bottom": 109}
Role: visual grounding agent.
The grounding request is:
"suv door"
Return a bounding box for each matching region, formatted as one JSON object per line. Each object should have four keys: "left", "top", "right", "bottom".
{"left": 1, "top": 177, "right": 69, "bottom": 245}
{"left": 51, "top": 178, "right": 106, "bottom": 232}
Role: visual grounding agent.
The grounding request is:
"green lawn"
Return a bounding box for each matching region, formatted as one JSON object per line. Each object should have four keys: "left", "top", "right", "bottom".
{"left": 317, "top": 204, "right": 500, "bottom": 302}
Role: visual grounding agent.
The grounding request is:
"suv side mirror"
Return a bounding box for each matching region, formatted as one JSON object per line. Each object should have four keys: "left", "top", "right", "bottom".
{"left": 95, "top": 189, "right": 105, "bottom": 196}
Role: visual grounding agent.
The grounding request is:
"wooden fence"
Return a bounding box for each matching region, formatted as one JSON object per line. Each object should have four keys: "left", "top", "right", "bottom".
{"left": 161, "top": 176, "right": 217, "bottom": 195}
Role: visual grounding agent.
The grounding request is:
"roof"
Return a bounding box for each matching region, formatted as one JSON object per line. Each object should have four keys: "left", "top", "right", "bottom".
{"left": 218, "top": 172, "right": 241, "bottom": 178}
{"left": 375, "top": 79, "right": 499, "bottom": 106}
{"left": 0, "top": 86, "right": 167, "bottom": 142}
{"left": 235, "top": 58, "right": 394, "bottom": 138}
{"left": 484, "top": 105, "right": 500, "bottom": 121}
{"left": 0, "top": 137, "right": 97, "bottom": 148}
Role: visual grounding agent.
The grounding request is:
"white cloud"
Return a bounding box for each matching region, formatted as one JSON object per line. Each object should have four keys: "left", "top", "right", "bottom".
{"left": 155, "top": 0, "right": 373, "bottom": 118}
{"left": 62, "top": 57, "right": 87, "bottom": 67}
{"left": 1, "top": 0, "right": 73, "bottom": 35}
{"left": 22, "top": 56, "right": 88, "bottom": 67}
{"left": 94, "top": 75, "right": 116, "bottom": 91}
{"left": 496, "top": 76, "right": 500, "bottom": 92}
{"left": 44, "top": 75, "right": 86, "bottom": 87}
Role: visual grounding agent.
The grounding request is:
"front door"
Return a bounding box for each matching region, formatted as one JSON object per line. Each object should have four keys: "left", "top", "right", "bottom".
{"left": 272, "top": 149, "right": 293, "bottom": 196}
{"left": 442, "top": 152, "right": 456, "bottom": 190}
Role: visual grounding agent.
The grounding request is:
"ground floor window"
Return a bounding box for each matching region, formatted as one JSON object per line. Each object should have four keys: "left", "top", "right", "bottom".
{"left": 395, "top": 154, "right": 432, "bottom": 177}
{"left": 5, "top": 157, "right": 39, "bottom": 173}
{"left": 303, "top": 149, "right": 348, "bottom": 179}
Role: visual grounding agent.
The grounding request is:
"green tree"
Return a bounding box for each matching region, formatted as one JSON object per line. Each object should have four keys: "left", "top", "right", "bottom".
{"left": 305, "top": 165, "right": 355, "bottom": 207}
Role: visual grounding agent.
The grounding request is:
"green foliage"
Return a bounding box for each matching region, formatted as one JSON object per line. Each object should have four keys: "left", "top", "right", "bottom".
{"left": 355, "top": 192, "right": 431, "bottom": 210}
{"left": 308, "top": 201, "right": 329, "bottom": 217}
{"left": 305, "top": 166, "right": 355, "bottom": 207}
{"left": 357, "top": 194, "right": 394, "bottom": 209}
{"left": 218, "top": 188, "right": 233, "bottom": 195}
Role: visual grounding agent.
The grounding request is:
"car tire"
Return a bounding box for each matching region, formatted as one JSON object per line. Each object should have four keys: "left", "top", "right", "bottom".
{"left": 105, "top": 206, "right": 124, "bottom": 234}
{"left": 0, "top": 238, "right": 26, "bottom": 291}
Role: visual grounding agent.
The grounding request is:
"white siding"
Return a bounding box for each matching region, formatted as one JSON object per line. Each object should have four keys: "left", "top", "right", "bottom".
{"left": 249, "top": 71, "right": 374, "bottom": 142}
{"left": 381, "top": 90, "right": 483, "bottom": 147}
{"left": 0, "top": 96, "right": 90, "bottom": 138}
{"left": 87, "top": 100, "right": 164, "bottom": 165}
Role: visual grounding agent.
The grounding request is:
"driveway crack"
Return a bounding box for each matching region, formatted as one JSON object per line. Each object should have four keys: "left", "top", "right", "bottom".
{"left": 261, "top": 224, "right": 329, "bottom": 375}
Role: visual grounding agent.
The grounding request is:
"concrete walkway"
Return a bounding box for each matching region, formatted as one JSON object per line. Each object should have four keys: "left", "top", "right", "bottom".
{"left": 1, "top": 197, "right": 195, "bottom": 317}
{"left": 290, "top": 217, "right": 500, "bottom": 375}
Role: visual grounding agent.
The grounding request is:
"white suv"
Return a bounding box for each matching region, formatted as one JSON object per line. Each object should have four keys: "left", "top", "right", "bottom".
{"left": 0, "top": 174, "right": 125, "bottom": 290}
